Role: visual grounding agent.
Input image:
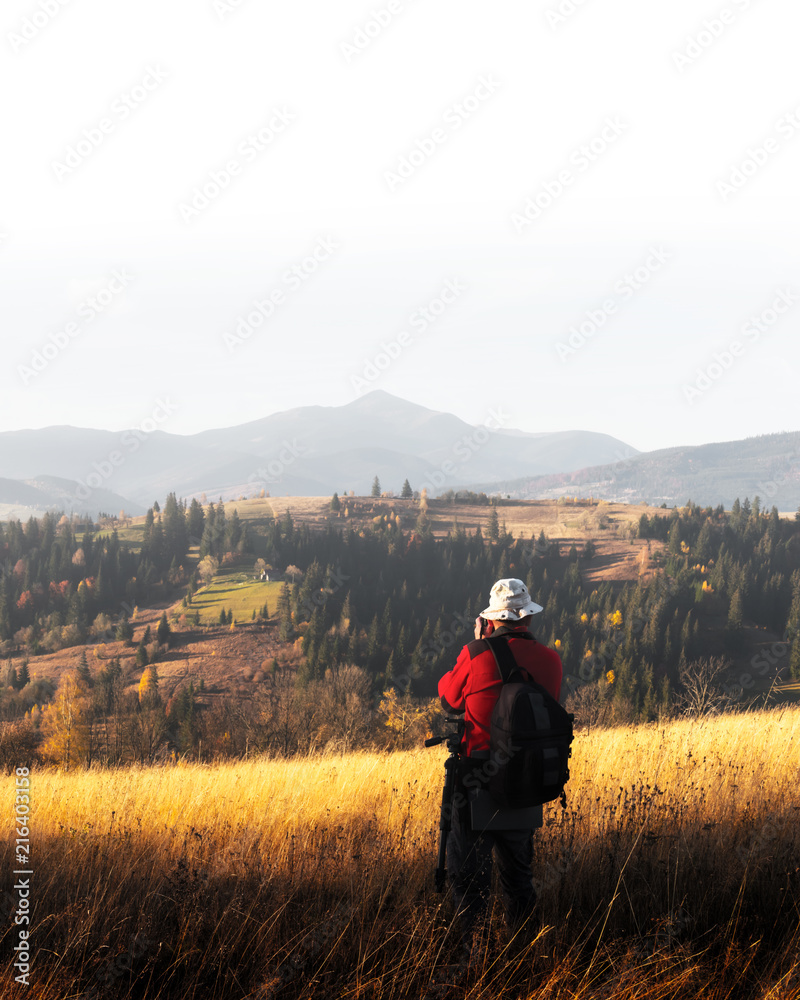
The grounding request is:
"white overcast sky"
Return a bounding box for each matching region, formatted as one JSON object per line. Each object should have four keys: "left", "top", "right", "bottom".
{"left": 1, "top": 0, "right": 799, "bottom": 454}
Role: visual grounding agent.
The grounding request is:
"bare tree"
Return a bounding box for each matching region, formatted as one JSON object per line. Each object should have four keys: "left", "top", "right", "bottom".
{"left": 197, "top": 555, "right": 219, "bottom": 586}
{"left": 678, "top": 656, "right": 732, "bottom": 718}
{"left": 564, "top": 681, "right": 611, "bottom": 732}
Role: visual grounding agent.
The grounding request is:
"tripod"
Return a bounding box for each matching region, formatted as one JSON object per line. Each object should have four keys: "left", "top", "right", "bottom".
{"left": 424, "top": 716, "right": 465, "bottom": 892}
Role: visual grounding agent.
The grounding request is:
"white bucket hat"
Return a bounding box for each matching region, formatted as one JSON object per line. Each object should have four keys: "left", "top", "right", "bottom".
{"left": 481, "top": 578, "right": 543, "bottom": 621}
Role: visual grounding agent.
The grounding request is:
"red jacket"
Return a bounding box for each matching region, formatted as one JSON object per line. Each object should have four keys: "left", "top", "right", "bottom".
{"left": 438, "top": 625, "right": 563, "bottom": 756}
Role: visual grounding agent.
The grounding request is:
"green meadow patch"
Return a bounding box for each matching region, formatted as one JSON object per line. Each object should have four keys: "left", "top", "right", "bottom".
{"left": 190, "top": 566, "right": 283, "bottom": 623}
{"left": 90, "top": 523, "right": 147, "bottom": 551}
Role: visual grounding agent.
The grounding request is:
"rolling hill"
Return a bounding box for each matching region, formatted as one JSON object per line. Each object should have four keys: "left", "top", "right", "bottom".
{"left": 478, "top": 431, "right": 800, "bottom": 511}
{"left": 0, "top": 391, "right": 637, "bottom": 515}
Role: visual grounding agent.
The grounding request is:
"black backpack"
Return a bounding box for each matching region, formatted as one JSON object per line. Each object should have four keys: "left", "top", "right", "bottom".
{"left": 484, "top": 633, "right": 574, "bottom": 809}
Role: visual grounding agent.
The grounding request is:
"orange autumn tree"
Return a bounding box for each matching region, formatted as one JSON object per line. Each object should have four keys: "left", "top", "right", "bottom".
{"left": 40, "top": 670, "right": 93, "bottom": 768}
{"left": 138, "top": 666, "right": 160, "bottom": 705}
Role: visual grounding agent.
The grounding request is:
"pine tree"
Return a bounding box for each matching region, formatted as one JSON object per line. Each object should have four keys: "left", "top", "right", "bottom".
{"left": 366, "top": 613, "right": 382, "bottom": 667}
{"left": 278, "top": 582, "right": 293, "bottom": 642}
{"left": 115, "top": 615, "right": 134, "bottom": 645}
{"left": 163, "top": 492, "right": 188, "bottom": 563}
{"left": 727, "top": 589, "right": 744, "bottom": 631}
{"left": 330, "top": 492, "right": 341, "bottom": 511}
{"left": 790, "top": 638, "right": 800, "bottom": 680}
{"left": 401, "top": 479, "right": 413, "bottom": 499}
{"left": 187, "top": 497, "right": 205, "bottom": 544}
{"left": 0, "top": 578, "right": 10, "bottom": 641}
{"left": 77, "top": 650, "right": 93, "bottom": 688}
{"left": 17, "top": 660, "right": 30, "bottom": 688}
{"left": 199, "top": 504, "right": 216, "bottom": 559}
{"left": 488, "top": 507, "right": 500, "bottom": 542}
{"left": 786, "top": 576, "right": 800, "bottom": 641}
{"left": 415, "top": 509, "right": 431, "bottom": 535}
{"left": 226, "top": 509, "right": 242, "bottom": 552}
{"left": 371, "top": 476, "right": 381, "bottom": 498}
{"left": 156, "top": 612, "right": 171, "bottom": 648}
{"left": 177, "top": 683, "right": 199, "bottom": 753}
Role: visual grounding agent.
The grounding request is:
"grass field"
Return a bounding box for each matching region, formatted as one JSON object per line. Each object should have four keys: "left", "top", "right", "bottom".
{"left": 187, "top": 567, "right": 283, "bottom": 624}
{"left": 3, "top": 708, "right": 799, "bottom": 998}
{"left": 88, "top": 522, "right": 148, "bottom": 551}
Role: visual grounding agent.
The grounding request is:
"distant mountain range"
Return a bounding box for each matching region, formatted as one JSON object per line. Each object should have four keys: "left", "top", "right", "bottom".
{"left": 1, "top": 392, "right": 797, "bottom": 518}
{"left": 0, "top": 391, "right": 636, "bottom": 518}
{"left": 480, "top": 432, "right": 800, "bottom": 512}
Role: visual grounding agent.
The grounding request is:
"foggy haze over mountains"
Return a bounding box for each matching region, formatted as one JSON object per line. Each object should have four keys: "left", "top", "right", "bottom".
{"left": 1, "top": 391, "right": 798, "bottom": 519}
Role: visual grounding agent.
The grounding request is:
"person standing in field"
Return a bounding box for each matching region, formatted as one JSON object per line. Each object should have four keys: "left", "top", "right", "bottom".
{"left": 437, "top": 577, "right": 563, "bottom": 960}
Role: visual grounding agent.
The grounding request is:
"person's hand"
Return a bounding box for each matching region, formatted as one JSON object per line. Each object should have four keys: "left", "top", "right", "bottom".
{"left": 474, "top": 616, "right": 494, "bottom": 639}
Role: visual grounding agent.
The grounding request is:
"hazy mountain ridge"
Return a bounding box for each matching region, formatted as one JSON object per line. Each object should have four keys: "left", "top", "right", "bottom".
{"left": 0, "top": 474, "right": 145, "bottom": 519}
{"left": 477, "top": 431, "right": 800, "bottom": 510}
{"left": 2, "top": 395, "right": 798, "bottom": 516}
{"left": 0, "top": 391, "right": 638, "bottom": 514}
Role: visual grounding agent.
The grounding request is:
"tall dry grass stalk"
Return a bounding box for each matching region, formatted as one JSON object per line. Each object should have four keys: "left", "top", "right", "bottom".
{"left": 2, "top": 707, "right": 799, "bottom": 998}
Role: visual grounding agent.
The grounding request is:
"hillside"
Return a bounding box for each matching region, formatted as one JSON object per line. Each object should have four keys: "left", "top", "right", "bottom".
{"left": 482, "top": 430, "right": 800, "bottom": 511}
{"left": 0, "top": 391, "right": 637, "bottom": 515}
{"left": 7, "top": 497, "right": 798, "bottom": 716}
{"left": 0, "top": 474, "right": 143, "bottom": 521}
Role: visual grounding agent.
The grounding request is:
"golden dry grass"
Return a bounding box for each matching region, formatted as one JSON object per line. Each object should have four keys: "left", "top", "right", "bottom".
{"left": 3, "top": 708, "right": 799, "bottom": 998}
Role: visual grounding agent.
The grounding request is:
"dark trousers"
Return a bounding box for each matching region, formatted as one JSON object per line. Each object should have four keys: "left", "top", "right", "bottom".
{"left": 446, "top": 791, "right": 538, "bottom": 946}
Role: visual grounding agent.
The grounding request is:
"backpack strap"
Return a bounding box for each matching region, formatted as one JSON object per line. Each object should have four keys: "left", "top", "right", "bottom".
{"left": 484, "top": 633, "right": 525, "bottom": 684}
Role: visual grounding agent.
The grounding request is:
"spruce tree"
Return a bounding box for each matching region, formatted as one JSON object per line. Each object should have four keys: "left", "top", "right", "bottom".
{"left": 786, "top": 576, "right": 800, "bottom": 641}
{"left": 77, "top": 650, "right": 93, "bottom": 688}
{"left": 401, "top": 479, "right": 413, "bottom": 500}
{"left": 187, "top": 497, "right": 205, "bottom": 544}
{"left": 115, "top": 615, "right": 134, "bottom": 646}
{"left": 278, "top": 582, "right": 293, "bottom": 642}
{"left": 371, "top": 476, "right": 381, "bottom": 498}
{"left": 157, "top": 612, "right": 171, "bottom": 647}
{"left": 727, "top": 589, "right": 744, "bottom": 631}
{"left": 0, "top": 578, "right": 10, "bottom": 641}
{"left": 790, "top": 638, "right": 800, "bottom": 680}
